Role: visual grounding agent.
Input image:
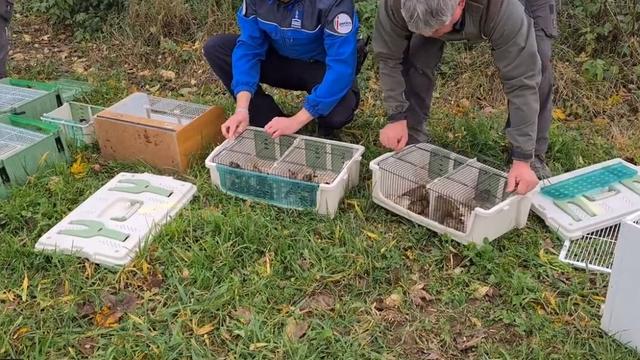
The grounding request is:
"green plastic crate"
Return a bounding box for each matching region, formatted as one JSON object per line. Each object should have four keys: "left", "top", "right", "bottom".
{"left": 42, "top": 102, "right": 104, "bottom": 147}
{"left": 52, "top": 79, "right": 94, "bottom": 102}
{"left": 0, "top": 116, "right": 70, "bottom": 199}
{"left": 0, "top": 79, "right": 63, "bottom": 119}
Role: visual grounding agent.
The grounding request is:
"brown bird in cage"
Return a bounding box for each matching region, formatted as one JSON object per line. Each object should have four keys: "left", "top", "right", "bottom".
{"left": 229, "top": 161, "right": 242, "bottom": 169}
{"left": 300, "top": 169, "right": 318, "bottom": 183}
{"left": 432, "top": 194, "right": 471, "bottom": 232}
{"left": 252, "top": 162, "right": 265, "bottom": 174}
{"left": 408, "top": 199, "right": 429, "bottom": 216}
{"left": 402, "top": 185, "right": 430, "bottom": 201}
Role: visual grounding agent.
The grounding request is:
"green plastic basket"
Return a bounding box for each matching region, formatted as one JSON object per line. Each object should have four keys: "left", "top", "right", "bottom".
{"left": 0, "top": 79, "right": 62, "bottom": 119}
{"left": 0, "top": 116, "right": 70, "bottom": 198}
{"left": 42, "top": 102, "right": 104, "bottom": 147}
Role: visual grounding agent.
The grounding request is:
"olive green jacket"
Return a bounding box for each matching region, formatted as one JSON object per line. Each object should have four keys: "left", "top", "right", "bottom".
{"left": 372, "top": 0, "right": 541, "bottom": 161}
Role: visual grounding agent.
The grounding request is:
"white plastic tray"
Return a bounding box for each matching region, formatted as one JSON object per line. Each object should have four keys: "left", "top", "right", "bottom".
{"left": 370, "top": 151, "right": 532, "bottom": 245}
{"left": 35, "top": 173, "right": 196, "bottom": 266}
{"left": 532, "top": 159, "right": 640, "bottom": 241}
{"left": 205, "top": 127, "right": 364, "bottom": 218}
{"left": 601, "top": 212, "right": 640, "bottom": 352}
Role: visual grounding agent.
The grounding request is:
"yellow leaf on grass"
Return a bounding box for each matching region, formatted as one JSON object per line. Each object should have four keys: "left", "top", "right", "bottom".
{"left": 250, "top": 343, "right": 269, "bottom": 351}
{"left": 593, "top": 117, "right": 609, "bottom": 127}
{"left": 592, "top": 295, "right": 606, "bottom": 303}
{"left": 95, "top": 305, "right": 122, "bottom": 328}
{"left": 543, "top": 291, "right": 558, "bottom": 311}
{"left": 606, "top": 94, "right": 623, "bottom": 108}
{"left": 21, "top": 272, "right": 28, "bottom": 301}
{"left": 346, "top": 199, "right": 364, "bottom": 219}
{"left": 0, "top": 291, "right": 16, "bottom": 302}
{"left": 70, "top": 155, "right": 89, "bottom": 179}
{"left": 12, "top": 326, "right": 30, "bottom": 340}
{"left": 195, "top": 323, "right": 215, "bottom": 336}
{"left": 363, "top": 230, "right": 380, "bottom": 240}
{"left": 552, "top": 108, "right": 567, "bottom": 121}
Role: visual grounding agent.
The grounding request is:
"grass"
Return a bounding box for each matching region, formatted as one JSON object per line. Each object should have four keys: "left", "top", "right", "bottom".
{"left": 2, "top": 6, "right": 640, "bottom": 360}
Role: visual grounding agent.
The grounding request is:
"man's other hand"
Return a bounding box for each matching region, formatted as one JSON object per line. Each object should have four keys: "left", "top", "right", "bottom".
{"left": 506, "top": 160, "right": 539, "bottom": 195}
{"left": 380, "top": 120, "right": 409, "bottom": 151}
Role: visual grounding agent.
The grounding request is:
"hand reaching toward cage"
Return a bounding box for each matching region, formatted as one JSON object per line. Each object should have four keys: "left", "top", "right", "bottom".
{"left": 506, "top": 160, "right": 539, "bottom": 195}
{"left": 221, "top": 109, "right": 250, "bottom": 140}
{"left": 264, "top": 109, "right": 313, "bottom": 138}
{"left": 380, "top": 120, "right": 409, "bottom": 151}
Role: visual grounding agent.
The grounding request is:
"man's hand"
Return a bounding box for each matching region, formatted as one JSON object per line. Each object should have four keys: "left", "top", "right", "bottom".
{"left": 221, "top": 109, "right": 250, "bottom": 140}
{"left": 265, "top": 109, "right": 313, "bottom": 138}
{"left": 380, "top": 120, "right": 409, "bottom": 151}
{"left": 506, "top": 160, "right": 539, "bottom": 195}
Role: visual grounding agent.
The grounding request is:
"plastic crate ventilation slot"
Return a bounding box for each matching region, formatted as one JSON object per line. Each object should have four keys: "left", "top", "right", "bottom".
{"left": 376, "top": 144, "right": 509, "bottom": 234}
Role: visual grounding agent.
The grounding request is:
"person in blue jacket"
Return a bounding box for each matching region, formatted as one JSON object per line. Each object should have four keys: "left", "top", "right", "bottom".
{"left": 204, "top": 0, "right": 363, "bottom": 139}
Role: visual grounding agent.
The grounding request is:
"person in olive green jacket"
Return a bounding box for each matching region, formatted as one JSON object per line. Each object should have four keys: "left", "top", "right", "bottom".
{"left": 373, "top": 0, "right": 558, "bottom": 194}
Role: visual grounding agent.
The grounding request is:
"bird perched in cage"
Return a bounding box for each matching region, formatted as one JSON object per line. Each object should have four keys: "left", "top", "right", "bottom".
{"left": 229, "top": 161, "right": 242, "bottom": 169}
{"left": 398, "top": 185, "right": 430, "bottom": 217}
{"left": 431, "top": 194, "right": 471, "bottom": 232}
{"left": 402, "top": 185, "right": 430, "bottom": 201}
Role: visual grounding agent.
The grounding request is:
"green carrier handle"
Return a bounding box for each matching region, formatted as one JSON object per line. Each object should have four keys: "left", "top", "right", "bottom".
{"left": 8, "top": 115, "right": 60, "bottom": 135}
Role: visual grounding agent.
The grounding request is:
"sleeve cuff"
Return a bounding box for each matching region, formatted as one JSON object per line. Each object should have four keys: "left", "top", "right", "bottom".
{"left": 233, "top": 86, "right": 257, "bottom": 97}
{"left": 303, "top": 100, "right": 321, "bottom": 119}
{"left": 511, "top": 148, "right": 534, "bottom": 162}
{"left": 388, "top": 111, "right": 407, "bottom": 123}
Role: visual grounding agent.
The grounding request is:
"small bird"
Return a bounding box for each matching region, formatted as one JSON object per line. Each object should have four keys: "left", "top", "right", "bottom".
{"left": 402, "top": 185, "right": 429, "bottom": 201}
{"left": 408, "top": 199, "right": 429, "bottom": 216}
{"left": 228, "top": 161, "right": 242, "bottom": 169}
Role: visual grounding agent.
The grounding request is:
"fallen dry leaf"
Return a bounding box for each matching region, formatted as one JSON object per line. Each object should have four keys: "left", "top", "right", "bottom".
{"left": 298, "top": 258, "right": 311, "bottom": 271}
{"left": 12, "top": 326, "right": 30, "bottom": 340}
{"left": 145, "top": 274, "right": 165, "bottom": 290}
{"left": 120, "top": 293, "right": 138, "bottom": 312}
{"left": 138, "top": 70, "right": 152, "bottom": 77}
{"left": 363, "top": 230, "right": 380, "bottom": 240}
{"left": 95, "top": 305, "right": 123, "bottom": 328}
{"left": 92, "top": 164, "right": 103, "bottom": 173}
{"left": 159, "top": 70, "right": 176, "bottom": 81}
{"left": 101, "top": 293, "right": 118, "bottom": 308}
{"left": 424, "top": 351, "right": 443, "bottom": 359}
{"left": 231, "top": 307, "right": 253, "bottom": 324}
{"left": 456, "top": 331, "right": 486, "bottom": 351}
{"left": 409, "top": 283, "right": 435, "bottom": 307}
{"left": 195, "top": 323, "right": 215, "bottom": 336}
{"left": 285, "top": 319, "right": 309, "bottom": 341}
{"left": 76, "top": 302, "right": 96, "bottom": 318}
{"left": 384, "top": 293, "right": 403, "bottom": 309}
{"left": 178, "top": 87, "right": 197, "bottom": 96}
{"left": 70, "top": 155, "right": 89, "bottom": 178}
{"left": 78, "top": 337, "right": 98, "bottom": 356}
{"left": 250, "top": 343, "right": 269, "bottom": 351}
{"left": 552, "top": 108, "right": 567, "bottom": 121}
{"left": 181, "top": 269, "right": 190, "bottom": 279}
{"left": 300, "top": 292, "right": 335, "bottom": 313}
{"left": 21, "top": 272, "right": 28, "bottom": 301}
{"left": 472, "top": 286, "right": 499, "bottom": 300}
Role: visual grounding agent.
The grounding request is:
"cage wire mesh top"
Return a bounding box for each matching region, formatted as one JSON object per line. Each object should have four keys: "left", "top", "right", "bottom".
{"left": 146, "top": 96, "right": 209, "bottom": 124}
{"left": 0, "top": 84, "right": 48, "bottom": 111}
{"left": 560, "top": 216, "right": 640, "bottom": 273}
{"left": 377, "top": 144, "right": 509, "bottom": 233}
{"left": 211, "top": 128, "right": 356, "bottom": 185}
{"left": 0, "top": 122, "right": 47, "bottom": 160}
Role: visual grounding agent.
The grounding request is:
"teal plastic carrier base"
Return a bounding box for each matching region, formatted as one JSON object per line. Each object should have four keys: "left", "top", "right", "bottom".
{"left": 532, "top": 159, "right": 640, "bottom": 273}
{"left": 205, "top": 127, "right": 365, "bottom": 218}
{"left": 0, "top": 115, "right": 70, "bottom": 199}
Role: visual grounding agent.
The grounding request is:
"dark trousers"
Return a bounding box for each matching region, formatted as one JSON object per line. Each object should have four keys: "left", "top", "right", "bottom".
{"left": 203, "top": 34, "right": 360, "bottom": 133}
{"left": 402, "top": 0, "right": 557, "bottom": 157}
{"left": 0, "top": 0, "right": 13, "bottom": 78}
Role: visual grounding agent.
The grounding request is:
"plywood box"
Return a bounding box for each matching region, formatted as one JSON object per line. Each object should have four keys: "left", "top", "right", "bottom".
{"left": 94, "top": 93, "right": 226, "bottom": 173}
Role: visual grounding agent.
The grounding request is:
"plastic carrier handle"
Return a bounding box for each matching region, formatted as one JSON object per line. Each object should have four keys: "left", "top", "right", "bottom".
{"left": 8, "top": 115, "right": 60, "bottom": 134}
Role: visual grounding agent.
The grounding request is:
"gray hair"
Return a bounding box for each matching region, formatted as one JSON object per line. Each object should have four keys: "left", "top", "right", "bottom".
{"left": 400, "top": 0, "right": 458, "bottom": 35}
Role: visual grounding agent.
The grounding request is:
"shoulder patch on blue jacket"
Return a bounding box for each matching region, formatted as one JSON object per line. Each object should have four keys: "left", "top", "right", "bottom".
{"left": 324, "top": 0, "right": 356, "bottom": 35}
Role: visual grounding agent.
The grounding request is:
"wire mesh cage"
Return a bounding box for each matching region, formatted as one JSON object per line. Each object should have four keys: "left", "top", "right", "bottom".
{"left": 103, "top": 93, "right": 210, "bottom": 126}
{"left": 0, "top": 81, "right": 61, "bottom": 119}
{"left": 376, "top": 144, "right": 509, "bottom": 233}
{"left": 370, "top": 144, "right": 531, "bottom": 244}
{"left": 205, "top": 127, "right": 365, "bottom": 216}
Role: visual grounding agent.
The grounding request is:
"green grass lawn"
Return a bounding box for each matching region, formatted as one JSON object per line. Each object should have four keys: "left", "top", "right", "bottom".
{"left": 2, "top": 14, "right": 640, "bottom": 360}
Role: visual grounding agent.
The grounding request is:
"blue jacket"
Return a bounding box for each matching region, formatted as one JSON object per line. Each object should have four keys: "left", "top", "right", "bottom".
{"left": 231, "top": 0, "right": 359, "bottom": 118}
